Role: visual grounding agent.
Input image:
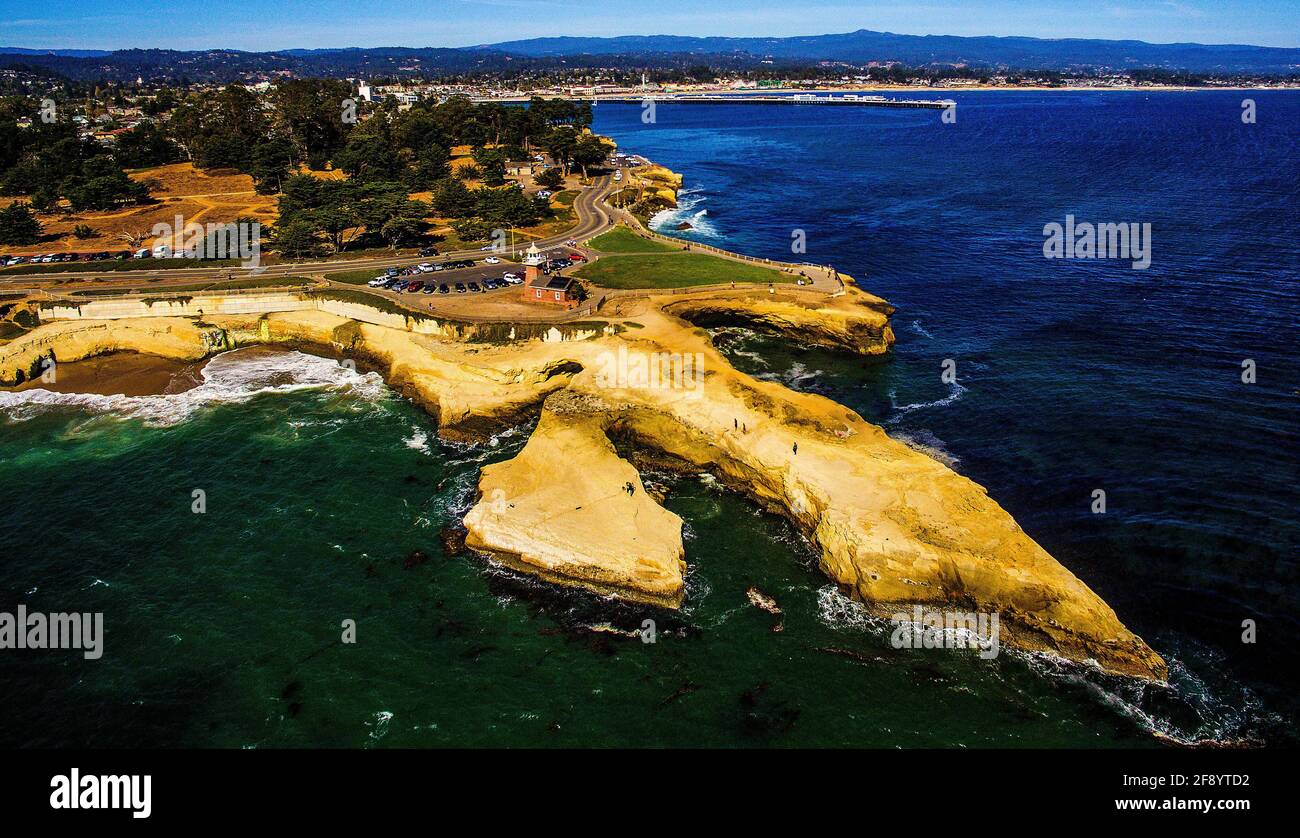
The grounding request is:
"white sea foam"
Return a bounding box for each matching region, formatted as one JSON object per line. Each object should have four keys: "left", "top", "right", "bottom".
{"left": 756, "top": 360, "right": 822, "bottom": 390}
{"left": 886, "top": 381, "right": 967, "bottom": 421}
{"left": 403, "top": 427, "right": 431, "bottom": 454}
{"left": 649, "top": 186, "right": 722, "bottom": 240}
{"left": 890, "top": 429, "right": 962, "bottom": 468}
{"left": 815, "top": 585, "right": 888, "bottom": 635}
{"left": 0, "top": 349, "right": 388, "bottom": 426}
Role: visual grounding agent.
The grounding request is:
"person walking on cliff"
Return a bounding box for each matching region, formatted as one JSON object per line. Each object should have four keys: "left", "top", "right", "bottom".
{"left": 792, "top": 442, "right": 798, "bottom": 456}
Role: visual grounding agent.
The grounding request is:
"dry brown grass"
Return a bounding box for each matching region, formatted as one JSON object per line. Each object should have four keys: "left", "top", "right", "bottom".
{"left": 5, "top": 162, "right": 278, "bottom": 256}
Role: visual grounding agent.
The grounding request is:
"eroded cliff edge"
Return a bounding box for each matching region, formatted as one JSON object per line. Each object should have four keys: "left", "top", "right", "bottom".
{"left": 0, "top": 289, "right": 1167, "bottom": 681}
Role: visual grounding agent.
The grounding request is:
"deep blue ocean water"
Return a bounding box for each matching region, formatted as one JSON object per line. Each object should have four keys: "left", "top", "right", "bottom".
{"left": 0, "top": 92, "right": 1294, "bottom": 748}
{"left": 594, "top": 90, "right": 1300, "bottom": 740}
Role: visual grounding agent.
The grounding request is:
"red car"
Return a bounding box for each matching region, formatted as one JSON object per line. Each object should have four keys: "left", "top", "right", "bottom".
{"left": 567, "top": 252, "right": 586, "bottom": 262}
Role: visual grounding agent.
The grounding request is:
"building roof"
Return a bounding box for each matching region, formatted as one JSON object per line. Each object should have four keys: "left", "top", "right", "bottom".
{"left": 538, "top": 275, "right": 575, "bottom": 291}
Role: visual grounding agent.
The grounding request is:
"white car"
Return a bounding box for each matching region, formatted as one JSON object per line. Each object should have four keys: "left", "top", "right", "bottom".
{"left": 418, "top": 263, "right": 434, "bottom": 272}
{"left": 483, "top": 256, "right": 500, "bottom": 264}
{"left": 503, "top": 272, "right": 523, "bottom": 285}
{"left": 367, "top": 276, "right": 388, "bottom": 287}
{"left": 536, "top": 190, "right": 552, "bottom": 198}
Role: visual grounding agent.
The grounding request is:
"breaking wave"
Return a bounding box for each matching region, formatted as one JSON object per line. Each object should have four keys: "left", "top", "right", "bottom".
{"left": 650, "top": 186, "right": 722, "bottom": 240}
{"left": 0, "top": 348, "right": 389, "bottom": 426}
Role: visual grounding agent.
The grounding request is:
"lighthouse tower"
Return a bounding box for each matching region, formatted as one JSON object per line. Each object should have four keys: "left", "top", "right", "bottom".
{"left": 521, "top": 242, "right": 545, "bottom": 298}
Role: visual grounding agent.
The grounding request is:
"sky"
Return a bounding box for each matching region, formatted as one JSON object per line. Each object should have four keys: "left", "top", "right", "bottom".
{"left": 2, "top": 0, "right": 1298, "bottom": 51}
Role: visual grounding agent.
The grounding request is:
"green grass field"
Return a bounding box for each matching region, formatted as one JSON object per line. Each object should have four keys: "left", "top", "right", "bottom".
{"left": 326, "top": 268, "right": 388, "bottom": 285}
{"left": 586, "top": 226, "right": 679, "bottom": 254}
{"left": 0, "top": 257, "right": 240, "bottom": 275}
{"left": 575, "top": 252, "right": 790, "bottom": 290}
{"left": 70, "top": 276, "right": 311, "bottom": 295}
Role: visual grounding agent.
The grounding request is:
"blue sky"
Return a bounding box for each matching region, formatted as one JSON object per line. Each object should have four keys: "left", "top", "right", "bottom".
{"left": 2, "top": 0, "right": 1298, "bottom": 51}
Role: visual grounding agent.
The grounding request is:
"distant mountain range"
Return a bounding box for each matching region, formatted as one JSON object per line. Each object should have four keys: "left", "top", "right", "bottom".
{"left": 478, "top": 31, "right": 1300, "bottom": 73}
{"left": 2, "top": 29, "right": 1297, "bottom": 82}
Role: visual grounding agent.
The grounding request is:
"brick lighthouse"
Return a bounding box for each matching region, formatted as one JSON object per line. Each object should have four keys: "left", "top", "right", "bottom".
{"left": 522, "top": 242, "right": 544, "bottom": 289}
{"left": 520, "top": 242, "right": 580, "bottom": 309}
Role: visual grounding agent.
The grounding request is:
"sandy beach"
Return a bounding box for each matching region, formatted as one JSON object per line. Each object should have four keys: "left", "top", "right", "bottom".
{"left": 1, "top": 351, "right": 209, "bottom": 397}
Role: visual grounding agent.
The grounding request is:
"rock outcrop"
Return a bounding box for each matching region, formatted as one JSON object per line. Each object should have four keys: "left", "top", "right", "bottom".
{"left": 662, "top": 286, "right": 896, "bottom": 356}
{"left": 2, "top": 288, "right": 1167, "bottom": 681}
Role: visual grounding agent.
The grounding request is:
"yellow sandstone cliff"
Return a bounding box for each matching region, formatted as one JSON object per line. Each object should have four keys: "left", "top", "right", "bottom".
{"left": 0, "top": 290, "right": 1167, "bottom": 681}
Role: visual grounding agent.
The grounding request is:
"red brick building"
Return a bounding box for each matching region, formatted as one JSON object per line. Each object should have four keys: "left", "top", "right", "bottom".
{"left": 520, "top": 243, "right": 581, "bottom": 309}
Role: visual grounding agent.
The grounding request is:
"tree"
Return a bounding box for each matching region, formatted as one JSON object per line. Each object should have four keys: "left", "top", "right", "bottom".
{"left": 543, "top": 126, "right": 578, "bottom": 175}
{"left": 535, "top": 167, "right": 564, "bottom": 190}
{"left": 431, "top": 178, "right": 476, "bottom": 218}
{"left": 249, "top": 137, "right": 295, "bottom": 195}
{"left": 472, "top": 146, "right": 507, "bottom": 187}
{"left": 404, "top": 144, "right": 450, "bottom": 191}
{"left": 275, "top": 79, "right": 353, "bottom": 168}
{"left": 570, "top": 135, "right": 608, "bottom": 179}
{"left": 272, "top": 219, "right": 319, "bottom": 259}
{"left": 335, "top": 127, "right": 402, "bottom": 183}
{"left": 114, "top": 122, "right": 182, "bottom": 169}
{"left": 0, "top": 201, "right": 41, "bottom": 245}
{"left": 380, "top": 215, "right": 425, "bottom": 249}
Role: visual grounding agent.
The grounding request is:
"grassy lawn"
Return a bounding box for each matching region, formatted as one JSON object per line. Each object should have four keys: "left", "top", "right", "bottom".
{"left": 326, "top": 268, "right": 389, "bottom": 285}
{"left": 575, "top": 253, "right": 790, "bottom": 290}
{"left": 0, "top": 257, "right": 239, "bottom": 275}
{"left": 586, "top": 226, "right": 680, "bottom": 254}
{"left": 70, "top": 276, "right": 311, "bottom": 295}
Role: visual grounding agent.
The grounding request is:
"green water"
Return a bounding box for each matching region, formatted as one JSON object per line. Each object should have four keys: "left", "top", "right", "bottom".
{"left": 0, "top": 349, "right": 1180, "bottom": 747}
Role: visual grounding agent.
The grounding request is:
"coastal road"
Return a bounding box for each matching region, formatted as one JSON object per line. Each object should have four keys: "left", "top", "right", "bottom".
{"left": 0, "top": 176, "right": 617, "bottom": 293}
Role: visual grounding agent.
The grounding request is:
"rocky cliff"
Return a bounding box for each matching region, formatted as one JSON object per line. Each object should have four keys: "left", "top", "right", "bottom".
{"left": 0, "top": 289, "right": 1167, "bottom": 681}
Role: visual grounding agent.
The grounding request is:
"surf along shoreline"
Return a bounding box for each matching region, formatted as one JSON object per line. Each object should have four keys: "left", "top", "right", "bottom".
{"left": 0, "top": 152, "right": 1168, "bottom": 684}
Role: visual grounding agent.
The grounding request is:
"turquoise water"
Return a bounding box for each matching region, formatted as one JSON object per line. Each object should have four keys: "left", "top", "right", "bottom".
{"left": 1, "top": 91, "right": 1295, "bottom": 747}
{"left": 0, "top": 347, "right": 1265, "bottom": 747}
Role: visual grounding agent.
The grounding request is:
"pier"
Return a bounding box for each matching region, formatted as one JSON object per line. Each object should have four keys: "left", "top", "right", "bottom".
{"left": 474, "top": 94, "right": 953, "bottom": 109}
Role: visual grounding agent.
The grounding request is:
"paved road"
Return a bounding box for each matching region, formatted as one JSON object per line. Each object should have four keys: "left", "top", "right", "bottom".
{"left": 1, "top": 176, "right": 617, "bottom": 294}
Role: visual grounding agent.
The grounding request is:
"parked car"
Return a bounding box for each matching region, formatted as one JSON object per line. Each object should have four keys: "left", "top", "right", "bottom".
{"left": 454, "top": 282, "right": 467, "bottom": 293}
{"left": 133, "top": 248, "right": 150, "bottom": 259}
{"left": 536, "top": 190, "right": 552, "bottom": 199}
{"left": 367, "top": 276, "right": 388, "bottom": 287}
{"left": 418, "top": 263, "right": 434, "bottom": 272}
{"left": 419, "top": 247, "right": 439, "bottom": 257}
{"left": 437, "top": 284, "right": 449, "bottom": 294}
{"left": 483, "top": 256, "right": 500, "bottom": 264}
{"left": 114, "top": 250, "right": 132, "bottom": 260}
{"left": 567, "top": 252, "right": 586, "bottom": 262}
{"left": 406, "top": 281, "right": 424, "bottom": 293}
{"left": 503, "top": 273, "right": 523, "bottom": 285}
{"left": 422, "top": 283, "right": 436, "bottom": 294}
{"left": 467, "top": 282, "right": 482, "bottom": 293}
{"left": 385, "top": 267, "right": 399, "bottom": 277}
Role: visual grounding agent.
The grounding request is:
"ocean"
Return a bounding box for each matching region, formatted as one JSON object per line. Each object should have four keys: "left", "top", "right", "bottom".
{"left": 1, "top": 91, "right": 1296, "bottom": 747}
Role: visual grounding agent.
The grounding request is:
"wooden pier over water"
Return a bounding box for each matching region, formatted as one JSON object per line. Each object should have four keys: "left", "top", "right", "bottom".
{"left": 474, "top": 94, "right": 953, "bottom": 109}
